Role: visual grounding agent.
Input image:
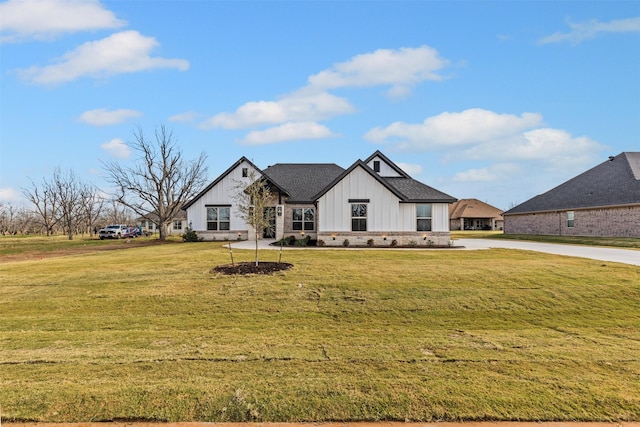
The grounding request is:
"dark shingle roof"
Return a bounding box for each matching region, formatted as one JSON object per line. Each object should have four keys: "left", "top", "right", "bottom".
{"left": 312, "top": 160, "right": 457, "bottom": 203}
{"left": 263, "top": 163, "right": 345, "bottom": 203}
{"left": 385, "top": 177, "right": 457, "bottom": 203}
{"left": 504, "top": 152, "right": 640, "bottom": 215}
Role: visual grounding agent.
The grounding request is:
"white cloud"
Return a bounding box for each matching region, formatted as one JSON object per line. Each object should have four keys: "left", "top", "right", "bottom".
{"left": 19, "top": 30, "right": 189, "bottom": 85}
{"left": 0, "top": 187, "right": 22, "bottom": 202}
{"left": 0, "top": 0, "right": 126, "bottom": 43}
{"left": 396, "top": 163, "right": 423, "bottom": 176}
{"left": 307, "top": 46, "right": 449, "bottom": 95}
{"left": 539, "top": 16, "right": 640, "bottom": 45}
{"left": 365, "top": 108, "right": 543, "bottom": 149}
{"left": 79, "top": 108, "right": 142, "bottom": 126}
{"left": 239, "top": 122, "right": 338, "bottom": 145}
{"left": 451, "top": 163, "right": 521, "bottom": 184}
{"left": 169, "top": 111, "right": 201, "bottom": 123}
{"left": 200, "top": 45, "right": 451, "bottom": 144}
{"left": 366, "top": 107, "right": 607, "bottom": 201}
{"left": 100, "top": 138, "right": 131, "bottom": 159}
{"left": 201, "top": 91, "right": 354, "bottom": 130}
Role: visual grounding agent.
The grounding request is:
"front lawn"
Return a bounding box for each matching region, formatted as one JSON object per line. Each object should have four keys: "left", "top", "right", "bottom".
{"left": 0, "top": 237, "right": 638, "bottom": 421}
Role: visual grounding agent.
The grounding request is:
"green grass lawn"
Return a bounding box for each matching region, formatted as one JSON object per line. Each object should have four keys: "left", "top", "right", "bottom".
{"left": 1, "top": 236, "right": 639, "bottom": 421}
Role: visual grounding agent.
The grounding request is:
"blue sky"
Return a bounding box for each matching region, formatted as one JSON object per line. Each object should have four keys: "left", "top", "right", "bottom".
{"left": 1, "top": 0, "right": 639, "bottom": 210}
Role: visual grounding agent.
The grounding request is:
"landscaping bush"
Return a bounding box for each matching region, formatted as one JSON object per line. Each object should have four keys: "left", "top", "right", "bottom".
{"left": 182, "top": 228, "right": 203, "bottom": 242}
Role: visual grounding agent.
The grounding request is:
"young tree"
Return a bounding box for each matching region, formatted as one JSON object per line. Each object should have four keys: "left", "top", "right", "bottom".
{"left": 102, "top": 125, "right": 208, "bottom": 241}
{"left": 234, "top": 170, "right": 276, "bottom": 266}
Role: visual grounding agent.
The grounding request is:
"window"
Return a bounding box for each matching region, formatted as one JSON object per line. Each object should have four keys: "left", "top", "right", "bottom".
{"left": 207, "top": 206, "right": 230, "bottom": 231}
{"left": 351, "top": 203, "right": 367, "bottom": 231}
{"left": 567, "top": 211, "right": 575, "bottom": 228}
{"left": 416, "top": 204, "right": 432, "bottom": 231}
{"left": 293, "top": 208, "right": 315, "bottom": 231}
{"left": 173, "top": 220, "right": 183, "bottom": 230}
{"left": 373, "top": 160, "right": 380, "bottom": 173}
{"left": 242, "top": 167, "right": 248, "bottom": 177}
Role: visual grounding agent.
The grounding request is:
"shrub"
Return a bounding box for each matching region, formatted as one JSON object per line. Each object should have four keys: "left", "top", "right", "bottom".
{"left": 182, "top": 228, "right": 203, "bottom": 242}
{"left": 317, "top": 239, "right": 325, "bottom": 247}
{"left": 343, "top": 238, "right": 350, "bottom": 247}
{"left": 276, "top": 237, "right": 289, "bottom": 246}
{"left": 408, "top": 240, "right": 417, "bottom": 247}
{"left": 288, "top": 235, "right": 296, "bottom": 245}
{"left": 294, "top": 235, "right": 312, "bottom": 247}
{"left": 390, "top": 239, "right": 398, "bottom": 247}
{"left": 367, "top": 238, "right": 375, "bottom": 247}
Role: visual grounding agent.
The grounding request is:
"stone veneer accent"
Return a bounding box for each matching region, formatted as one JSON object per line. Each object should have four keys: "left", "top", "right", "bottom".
{"left": 317, "top": 231, "right": 452, "bottom": 247}
{"left": 198, "top": 230, "right": 249, "bottom": 241}
{"left": 504, "top": 205, "right": 640, "bottom": 238}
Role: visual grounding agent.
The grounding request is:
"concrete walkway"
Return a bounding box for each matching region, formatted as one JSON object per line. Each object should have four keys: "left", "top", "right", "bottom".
{"left": 229, "top": 238, "right": 640, "bottom": 266}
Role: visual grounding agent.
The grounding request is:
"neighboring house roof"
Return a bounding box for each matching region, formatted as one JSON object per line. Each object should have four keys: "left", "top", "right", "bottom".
{"left": 504, "top": 152, "right": 640, "bottom": 215}
{"left": 449, "top": 199, "right": 504, "bottom": 219}
{"left": 137, "top": 209, "right": 187, "bottom": 222}
{"left": 262, "top": 163, "right": 345, "bottom": 203}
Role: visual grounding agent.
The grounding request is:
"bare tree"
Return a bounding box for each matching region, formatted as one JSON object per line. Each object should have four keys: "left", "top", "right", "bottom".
{"left": 234, "top": 170, "right": 276, "bottom": 266}
{"left": 102, "top": 125, "right": 208, "bottom": 241}
{"left": 100, "top": 200, "right": 135, "bottom": 227}
{"left": 23, "top": 176, "right": 60, "bottom": 236}
{"left": 0, "top": 203, "right": 26, "bottom": 235}
{"left": 78, "top": 184, "right": 105, "bottom": 236}
{"left": 50, "top": 168, "right": 85, "bottom": 240}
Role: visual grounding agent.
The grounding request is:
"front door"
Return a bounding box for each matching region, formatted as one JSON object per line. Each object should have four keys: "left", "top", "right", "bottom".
{"left": 263, "top": 207, "right": 276, "bottom": 238}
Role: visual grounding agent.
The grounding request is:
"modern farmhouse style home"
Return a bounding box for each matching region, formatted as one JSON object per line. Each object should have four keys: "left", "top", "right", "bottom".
{"left": 184, "top": 151, "right": 458, "bottom": 246}
{"left": 503, "top": 152, "right": 640, "bottom": 238}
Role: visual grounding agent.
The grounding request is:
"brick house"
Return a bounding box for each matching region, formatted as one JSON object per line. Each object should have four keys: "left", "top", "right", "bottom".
{"left": 503, "top": 152, "right": 640, "bottom": 238}
{"left": 449, "top": 198, "right": 504, "bottom": 231}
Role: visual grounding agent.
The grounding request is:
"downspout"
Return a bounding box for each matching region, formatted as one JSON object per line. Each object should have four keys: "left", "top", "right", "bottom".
{"left": 558, "top": 211, "right": 562, "bottom": 236}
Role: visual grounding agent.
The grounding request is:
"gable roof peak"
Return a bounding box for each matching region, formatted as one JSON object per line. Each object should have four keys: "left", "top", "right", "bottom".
{"left": 363, "top": 150, "right": 411, "bottom": 178}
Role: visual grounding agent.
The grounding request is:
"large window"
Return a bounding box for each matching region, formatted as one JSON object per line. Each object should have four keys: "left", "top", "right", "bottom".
{"left": 207, "top": 206, "right": 230, "bottom": 231}
{"left": 293, "top": 208, "right": 315, "bottom": 231}
{"left": 351, "top": 203, "right": 367, "bottom": 231}
{"left": 567, "top": 211, "right": 575, "bottom": 228}
{"left": 416, "top": 204, "right": 432, "bottom": 231}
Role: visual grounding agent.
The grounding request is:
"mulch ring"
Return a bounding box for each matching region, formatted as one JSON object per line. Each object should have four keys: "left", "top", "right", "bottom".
{"left": 212, "top": 262, "right": 293, "bottom": 275}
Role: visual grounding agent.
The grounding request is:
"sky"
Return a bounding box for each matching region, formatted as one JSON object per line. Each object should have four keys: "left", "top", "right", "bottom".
{"left": 1, "top": 0, "right": 639, "bottom": 211}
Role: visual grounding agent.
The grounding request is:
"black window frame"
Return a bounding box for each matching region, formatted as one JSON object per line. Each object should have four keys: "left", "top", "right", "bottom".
{"left": 292, "top": 207, "right": 315, "bottom": 231}
{"left": 416, "top": 204, "right": 432, "bottom": 231}
{"left": 206, "top": 206, "right": 231, "bottom": 231}
{"left": 351, "top": 203, "right": 367, "bottom": 232}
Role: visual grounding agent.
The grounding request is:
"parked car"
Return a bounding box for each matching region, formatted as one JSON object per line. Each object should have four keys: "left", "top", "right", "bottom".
{"left": 98, "top": 224, "right": 128, "bottom": 239}
{"left": 123, "top": 227, "right": 140, "bottom": 238}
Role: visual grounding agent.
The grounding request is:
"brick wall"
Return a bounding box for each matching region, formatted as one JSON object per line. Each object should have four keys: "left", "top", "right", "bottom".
{"left": 504, "top": 205, "right": 640, "bottom": 238}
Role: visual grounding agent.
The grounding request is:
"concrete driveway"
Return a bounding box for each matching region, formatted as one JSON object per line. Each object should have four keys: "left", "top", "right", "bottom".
{"left": 230, "top": 238, "right": 639, "bottom": 266}
{"left": 456, "top": 238, "right": 640, "bottom": 266}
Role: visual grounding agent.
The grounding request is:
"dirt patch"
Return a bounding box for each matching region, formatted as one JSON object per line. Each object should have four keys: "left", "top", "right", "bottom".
{"left": 212, "top": 261, "right": 293, "bottom": 275}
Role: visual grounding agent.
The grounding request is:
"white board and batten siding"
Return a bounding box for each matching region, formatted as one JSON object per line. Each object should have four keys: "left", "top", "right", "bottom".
{"left": 317, "top": 165, "right": 449, "bottom": 232}
{"left": 187, "top": 160, "right": 260, "bottom": 231}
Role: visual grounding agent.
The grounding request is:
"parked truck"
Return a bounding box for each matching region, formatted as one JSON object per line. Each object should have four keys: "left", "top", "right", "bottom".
{"left": 98, "top": 224, "right": 129, "bottom": 239}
